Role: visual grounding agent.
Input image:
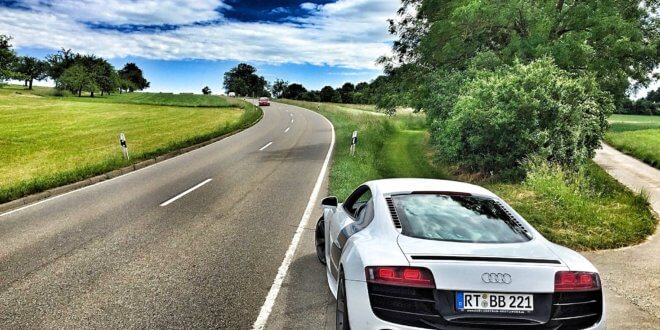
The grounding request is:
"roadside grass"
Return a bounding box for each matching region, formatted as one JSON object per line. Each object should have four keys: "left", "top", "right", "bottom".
{"left": 280, "top": 99, "right": 657, "bottom": 251}
{"left": 0, "top": 85, "right": 261, "bottom": 203}
{"left": 605, "top": 114, "right": 660, "bottom": 169}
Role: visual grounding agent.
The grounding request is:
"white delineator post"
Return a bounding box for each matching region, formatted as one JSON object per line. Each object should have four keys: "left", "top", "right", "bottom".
{"left": 350, "top": 130, "right": 358, "bottom": 156}
{"left": 120, "top": 133, "right": 130, "bottom": 160}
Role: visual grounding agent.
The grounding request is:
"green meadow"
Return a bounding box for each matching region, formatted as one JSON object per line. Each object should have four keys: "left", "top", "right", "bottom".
{"left": 0, "top": 85, "right": 260, "bottom": 203}
{"left": 605, "top": 114, "right": 660, "bottom": 168}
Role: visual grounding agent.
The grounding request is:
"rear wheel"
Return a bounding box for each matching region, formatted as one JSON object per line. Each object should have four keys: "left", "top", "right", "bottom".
{"left": 315, "top": 217, "right": 326, "bottom": 265}
{"left": 336, "top": 271, "right": 350, "bottom": 330}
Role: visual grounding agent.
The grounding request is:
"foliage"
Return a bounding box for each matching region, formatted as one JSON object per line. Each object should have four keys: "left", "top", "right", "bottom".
{"left": 15, "top": 56, "right": 48, "bottom": 89}
{"left": 339, "top": 82, "right": 355, "bottom": 103}
{"left": 385, "top": 0, "right": 658, "bottom": 107}
{"left": 46, "top": 49, "right": 77, "bottom": 81}
{"left": 435, "top": 59, "right": 613, "bottom": 174}
{"left": 319, "top": 85, "right": 337, "bottom": 102}
{"left": 271, "top": 79, "right": 288, "bottom": 98}
{"left": 281, "top": 83, "right": 307, "bottom": 99}
{"left": 0, "top": 34, "right": 18, "bottom": 84}
{"left": 202, "top": 86, "right": 212, "bottom": 95}
{"left": 58, "top": 64, "right": 96, "bottom": 97}
{"left": 618, "top": 88, "right": 660, "bottom": 115}
{"left": 223, "top": 63, "right": 268, "bottom": 97}
{"left": 118, "top": 62, "right": 150, "bottom": 92}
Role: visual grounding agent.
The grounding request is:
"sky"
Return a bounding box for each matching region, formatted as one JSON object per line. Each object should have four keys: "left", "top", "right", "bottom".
{"left": 0, "top": 0, "right": 399, "bottom": 93}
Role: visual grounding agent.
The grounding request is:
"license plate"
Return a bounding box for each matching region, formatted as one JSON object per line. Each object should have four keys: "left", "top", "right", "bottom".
{"left": 456, "top": 292, "right": 533, "bottom": 312}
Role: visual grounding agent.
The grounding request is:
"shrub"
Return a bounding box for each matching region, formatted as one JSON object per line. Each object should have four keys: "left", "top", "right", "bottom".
{"left": 434, "top": 59, "right": 613, "bottom": 175}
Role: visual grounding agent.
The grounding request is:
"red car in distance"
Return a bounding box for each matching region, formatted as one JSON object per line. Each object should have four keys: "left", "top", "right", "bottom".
{"left": 259, "top": 97, "right": 271, "bottom": 106}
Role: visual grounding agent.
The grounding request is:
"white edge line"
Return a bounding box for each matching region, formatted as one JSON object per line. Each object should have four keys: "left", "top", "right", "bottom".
{"left": 259, "top": 141, "right": 273, "bottom": 151}
{"left": 159, "top": 178, "right": 213, "bottom": 207}
{"left": 284, "top": 127, "right": 290, "bottom": 133}
{"left": 252, "top": 111, "right": 335, "bottom": 330}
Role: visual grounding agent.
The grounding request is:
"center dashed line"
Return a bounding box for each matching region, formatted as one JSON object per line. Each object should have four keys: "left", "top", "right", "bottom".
{"left": 259, "top": 142, "right": 273, "bottom": 151}
{"left": 284, "top": 127, "right": 290, "bottom": 133}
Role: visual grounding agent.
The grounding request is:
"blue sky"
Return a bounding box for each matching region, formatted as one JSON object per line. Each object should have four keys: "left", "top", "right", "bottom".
{"left": 0, "top": 0, "right": 398, "bottom": 93}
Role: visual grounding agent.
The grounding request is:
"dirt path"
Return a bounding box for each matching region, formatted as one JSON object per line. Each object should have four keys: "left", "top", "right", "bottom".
{"left": 582, "top": 143, "right": 660, "bottom": 328}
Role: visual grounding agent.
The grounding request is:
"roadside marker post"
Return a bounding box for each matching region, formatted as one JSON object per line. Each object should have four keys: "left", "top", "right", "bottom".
{"left": 350, "top": 131, "right": 358, "bottom": 156}
{"left": 120, "top": 133, "right": 130, "bottom": 160}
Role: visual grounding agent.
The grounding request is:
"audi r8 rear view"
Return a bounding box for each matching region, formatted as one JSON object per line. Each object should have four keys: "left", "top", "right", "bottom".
{"left": 315, "top": 178, "right": 605, "bottom": 329}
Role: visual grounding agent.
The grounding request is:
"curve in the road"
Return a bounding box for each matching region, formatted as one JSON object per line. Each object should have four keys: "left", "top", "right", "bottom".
{"left": 0, "top": 101, "right": 334, "bottom": 329}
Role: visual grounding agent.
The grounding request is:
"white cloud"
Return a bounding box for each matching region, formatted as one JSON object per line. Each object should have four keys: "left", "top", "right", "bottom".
{"left": 0, "top": 0, "right": 398, "bottom": 69}
{"left": 19, "top": 0, "right": 227, "bottom": 25}
{"left": 300, "top": 2, "right": 320, "bottom": 11}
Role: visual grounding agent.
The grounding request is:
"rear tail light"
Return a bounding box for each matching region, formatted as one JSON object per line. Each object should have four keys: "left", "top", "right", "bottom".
{"left": 365, "top": 266, "right": 435, "bottom": 288}
{"left": 554, "top": 271, "right": 600, "bottom": 292}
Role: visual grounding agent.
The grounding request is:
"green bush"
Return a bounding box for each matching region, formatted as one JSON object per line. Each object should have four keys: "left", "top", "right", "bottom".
{"left": 434, "top": 59, "right": 613, "bottom": 175}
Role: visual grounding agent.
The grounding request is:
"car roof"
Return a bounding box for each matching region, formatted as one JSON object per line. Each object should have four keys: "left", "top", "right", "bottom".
{"left": 365, "top": 178, "right": 497, "bottom": 197}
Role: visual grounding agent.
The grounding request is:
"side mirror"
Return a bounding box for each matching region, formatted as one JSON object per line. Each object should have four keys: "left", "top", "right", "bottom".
{"left": 321, "top": 196, "right": 338, "bottom": 208}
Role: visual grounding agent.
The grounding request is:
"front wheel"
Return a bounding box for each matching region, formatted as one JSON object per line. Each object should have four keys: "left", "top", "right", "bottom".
{"left": 336, "top": 272, "right": 350, "bottom": 330}
{"left": 315, "top": 217, "right": 326, "bottom": 265}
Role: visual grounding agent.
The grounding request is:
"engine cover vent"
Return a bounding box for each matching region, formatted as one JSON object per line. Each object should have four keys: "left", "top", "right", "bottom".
{"left": 385, "top": 197, "right": 402, "bottom": 229}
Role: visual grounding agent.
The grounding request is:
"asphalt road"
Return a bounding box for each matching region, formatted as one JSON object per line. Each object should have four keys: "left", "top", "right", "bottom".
{"left": 0, "top": 101, "right": 333, "bottom": 329}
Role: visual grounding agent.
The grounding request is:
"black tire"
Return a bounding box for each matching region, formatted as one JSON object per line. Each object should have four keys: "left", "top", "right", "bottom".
{"left": 315, "top": 217, "right": 326, "bottom": 265}
{"left": 336, "top": 271, "right": 350, "bottom": 330}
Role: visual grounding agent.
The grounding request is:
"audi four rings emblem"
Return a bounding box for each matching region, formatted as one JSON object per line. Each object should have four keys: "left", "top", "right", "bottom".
{"left": 481, "top": 272, "right": 512, "bottom": 284}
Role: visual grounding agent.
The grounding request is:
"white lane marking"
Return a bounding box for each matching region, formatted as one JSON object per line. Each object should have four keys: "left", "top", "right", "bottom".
{"left": 259, "top": 142, "right": 273, "bottom": 151}
{"left": 284, "top": 127, "right": 290, "bottom": 133}
{"left": 252, "top": 110, "right": 336, "bottom": 330}
{"left": 159, "top": 179, "right": 212, "bottom": 207}
{"left": 291, "top": 119, "right": 294, "bottom": 124}
{"left": 289, "top": 113, "right": 293, "bottom": 117}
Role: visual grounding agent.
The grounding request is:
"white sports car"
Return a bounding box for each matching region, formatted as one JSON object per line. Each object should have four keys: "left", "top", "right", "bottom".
{"left": 315, "top": 179, "right": 605, "bottom": 330}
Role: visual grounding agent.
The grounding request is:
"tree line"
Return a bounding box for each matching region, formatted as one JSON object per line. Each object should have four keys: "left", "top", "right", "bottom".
{"left": 223, "top": 62, "right": 386, "bottom": 105}
{"left": 0, "top": 34, "right": 149, "bottom": 96}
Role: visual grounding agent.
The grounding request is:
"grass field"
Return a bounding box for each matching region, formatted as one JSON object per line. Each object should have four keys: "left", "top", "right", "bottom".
{"left": 605, "top": 114, "right": 660, "bottom": 168}
{"left": 280, "top": 99, "right": 656, "bottom": 251}
{"left": 0, "top": 85, "right": 261, "bottom": 203}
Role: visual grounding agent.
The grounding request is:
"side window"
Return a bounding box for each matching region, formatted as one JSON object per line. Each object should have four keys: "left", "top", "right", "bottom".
{"left": 343, "top": 186, "right": 373, "bottom": 218}
{"left": 355, "top": 199, "right": 374, "bottom": 228}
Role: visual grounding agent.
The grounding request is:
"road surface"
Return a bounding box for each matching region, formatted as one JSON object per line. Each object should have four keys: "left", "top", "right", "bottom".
{"left": 582, "top": 143, "right": 660, "bottom": 328}
{"left": 0, "top": 101, "right": 333, "bottom": 329}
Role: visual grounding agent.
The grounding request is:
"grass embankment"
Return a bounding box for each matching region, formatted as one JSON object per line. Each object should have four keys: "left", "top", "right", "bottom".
{"left": 605, "top": 114, "right": 660, "bottom": 169}
{"left": 0, "top": 85, "right": 261, "bottom": 203}
{"left": 279, "top": 99, "right": 656, "bottom": 251}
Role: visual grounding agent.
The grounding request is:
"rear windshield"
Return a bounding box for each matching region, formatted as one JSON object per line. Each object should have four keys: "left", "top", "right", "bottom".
{"left": 260, "top": 97, "right": 269, "bottom": 100}
{"left": 392, "top": 194, "right": 530, "bottom": 243}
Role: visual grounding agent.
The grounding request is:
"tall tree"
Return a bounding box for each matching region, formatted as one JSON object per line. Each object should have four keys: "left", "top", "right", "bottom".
{"left": 118, "top": 63, "right": 150, "bottom": 92}
{"left": 281, "top": 83, "right": 307, "bottom": 100}
{"left": 384, "top": 0, "right": 659, "bottom": 107}
{"left": 58, "top": 64, "right": 95, "bottom": 97}
{"left": 94, "top": 58, "right": 119, "bottom": 96}
{"left": 339, "top": 82, "right": 355, "bottom": 103}
{"left": 319, "top": 85, "right": 337, "bottom": 102}
{"left": 223, "top": 63, "right": 268, "bottom": 97}
{"left": 0, "top": 35, "right": 18, "bottom": 85}
{"left": 15, "top": 56, "right": 48, "bottom": 89}
{"left": 46, "top": 48, "right": 78, "bottom": 81}
{"left": 271, "top": 79, "right": 288, "bottom": 98}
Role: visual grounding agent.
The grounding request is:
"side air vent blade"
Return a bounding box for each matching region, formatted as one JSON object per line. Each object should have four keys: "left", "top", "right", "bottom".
{"left": 385, "top": 197, "right": 402, "bottom": 229}
{"left": 495, "top": 200, "right": 532, "bottom": 239}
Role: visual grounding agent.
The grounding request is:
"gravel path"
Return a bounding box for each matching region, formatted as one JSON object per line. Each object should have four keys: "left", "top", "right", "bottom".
{"left": 582, "top": 143, "right": 660, "bottom": 328}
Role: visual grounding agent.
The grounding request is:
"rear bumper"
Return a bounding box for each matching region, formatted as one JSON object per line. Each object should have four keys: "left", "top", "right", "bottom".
{"left": 346, "top": 279, "right": 606, "bottom": 330}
